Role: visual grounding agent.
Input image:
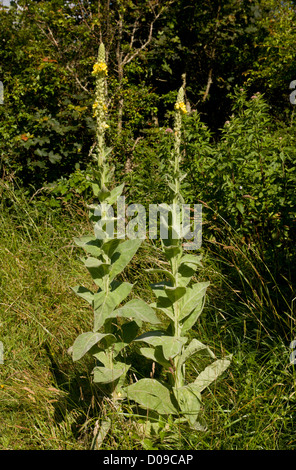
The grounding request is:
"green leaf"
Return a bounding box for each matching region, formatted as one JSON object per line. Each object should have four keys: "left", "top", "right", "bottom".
{"left": 72, "top": 331, "right": 115, "bottom": 361}
{"left": 176, "top": 254, "right": 202, "bottom": 287}
{"left": 139, "top": 347, "right": 171, "bottom": 368}
{"left": 179, "top": 281, "right": 209, "bottom": 320}
{"left": 125, "top": 379, "right": 178, "bottom": 415}
{"left": 135, "top": 330, "right": 167, "bottom": 346}
{"left": 92, "top": 418, "right": 111, "bottom": 450}
{"left": 178, "top": 338, "right": 216, "bottom": 368}
{"left": 110, "top": 320, "right": 140, "bottom": 356}
{"left": 149, "top": 301, "right": 175, "bottom": 321}
{"left": 74, "top": 235, "right": 103, "bottom": 257}
{"left": 110, "top": 299, "right": 160, "bottom": 325}
{"left": 109, "top": 239, "right": 142, "bottom": 281}
{"left": 162, "top": 244, "right": 182, "bottom": 260}
{"left": 135, "top": 332, "right": 187, "bottom": 360}
{"left": 173, "top": 384, "right": 201, "bottom": 425}
{"left": 101, "top": 238, "right": 121, "bottom": 258}
{"left": 164, "top": 285, "right": 187, "bottom": 303}
{"left": 181, "top": 304, "right": 205, "bottom": 336}
{"left": 93, "top": 282, "right": 133, "bottom": 331}
{"left": 72, "top": 285, "right": 94, "bottom": 304}
{"left": 93, "top": 363, "right": 129, "bottom": 384}
{"left": 145, "top": 268, "right": 176, "bottom": 284}
{"left": 162, "top": 336, "right": 187, "bottom": 361}
{"left": 236, "top": 201, "right": 244, "bottom": 214}
{"left": 193, "top": 357, "right": 232, "bottom": 392}
{"left": 105, "top": 183, "right": 124, "bottom": 205}
{"left": 82, "top": 257, "right": 110, "bottom": 287}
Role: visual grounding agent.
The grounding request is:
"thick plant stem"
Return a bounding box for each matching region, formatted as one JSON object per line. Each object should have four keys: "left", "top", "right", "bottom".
{"left": 167, "top": 85, "right": 187, "bottom": 390}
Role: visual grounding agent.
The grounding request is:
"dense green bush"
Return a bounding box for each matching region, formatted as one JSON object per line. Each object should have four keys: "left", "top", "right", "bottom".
{"left": 182, "top": 87, "right": 296, "bottom": 259}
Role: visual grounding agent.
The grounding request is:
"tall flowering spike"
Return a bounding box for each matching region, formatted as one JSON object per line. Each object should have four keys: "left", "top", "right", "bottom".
{"left": 98, "top": 42, "right": 106, "bottom": 64}
{"left": 172, "top": 86, "right": 186, "bottom": 206}
{"left": 93, "top": 42, "right": 109, "bottom": 186}
{"left": 174, "top": 87, "right": 187, "bottom": 115}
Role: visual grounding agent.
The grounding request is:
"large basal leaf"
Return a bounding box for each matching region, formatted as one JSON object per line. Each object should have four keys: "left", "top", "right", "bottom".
{"left": 109, "top": 238, "right": 143, "bottom": 281}
{"left": 93, "top": 362, "right": 129, "bottom": 384}
{"left": 110, "top": 299, "right": 160, "bottom": 325}
{"left": 173, "top": 384, "right": 201, "bottom": 425}
{"left": 193, "top": 356, "right": 232, "bottom": 393}
{"left": 72, "top": 331, "right": 115, "bottom": 361}
{"left": 125, "top": 379, "right": 178, "bottom": 415}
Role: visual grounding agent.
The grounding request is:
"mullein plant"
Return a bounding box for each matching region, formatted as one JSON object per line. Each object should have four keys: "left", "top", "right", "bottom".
{"left": 125, "top": 87, "right": 232, "bottom": 429}
{"left": 69, "top": 43, "right": 159, "bottom": 403}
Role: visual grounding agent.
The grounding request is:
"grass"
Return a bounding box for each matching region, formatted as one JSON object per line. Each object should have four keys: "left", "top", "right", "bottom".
{"left": 0, "top": 179, "right": 295, "bottom": 450}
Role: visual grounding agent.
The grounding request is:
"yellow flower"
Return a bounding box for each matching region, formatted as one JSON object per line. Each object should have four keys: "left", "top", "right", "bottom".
{"left": 175, "top": 101, "right": 187, "bottom": 114}
{"left": 92, "top": 101, "right": 98, "bottom": 109}
{"left": 92, "top": 62, "right": 108, "bottom": 75}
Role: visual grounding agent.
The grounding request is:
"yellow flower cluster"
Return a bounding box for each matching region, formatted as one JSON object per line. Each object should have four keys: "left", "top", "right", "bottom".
{"left": 92, "top": 62, "right": 108, "bottom": 75}
{"left": 175, "top": 101, "right": 187, "bottom": 114}
{"left": 92, "top": 101, "right": 108, "bottom": 117}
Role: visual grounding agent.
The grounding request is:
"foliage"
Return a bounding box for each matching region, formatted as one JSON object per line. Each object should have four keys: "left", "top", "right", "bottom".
{"left": 69, "top": 44, "right": 157, "bottom": 406}
{"left": 182, "top": 87, "right": 296, "bottom": 286}
{"left": 124, "top": 86, "right": 231, "bottom": 430}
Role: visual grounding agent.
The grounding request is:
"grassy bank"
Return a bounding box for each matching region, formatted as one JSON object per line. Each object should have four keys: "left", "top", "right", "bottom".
{"left": 0, "top": 180, "right": 295, "bottom": 450}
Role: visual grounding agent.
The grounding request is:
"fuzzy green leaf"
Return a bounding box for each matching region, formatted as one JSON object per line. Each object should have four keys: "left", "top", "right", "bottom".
{"left": 173, "top": 384, "right": 201, "bottom": 425}
{"left": 93, "top": 363, "right": 129, "bottom": 384}
{"left": 72, "top": 285, "right": 94, "bottom": 305}
{"left": 110, "top": 299, "right": 160, "bottom": 325}
{"left": 179, "top": 281, "right": 209, "bottom": 321}
{"left": 105, "top": 183, "right": 124, "bottom": 205}
{"left": 93, "top": 282, "right": 133, "bottom": 331}
{"left": 135, "top": 332, "right": 187, "bottom": 360}
{"left": 74, "top": 235, "right": 103, "bottom": 257}
{"left": 82, "top": 257, "right": 110, "bottom": 287}
{"left": 176, "top": 254, "right": 202, "bottom": 287}
{"left": 72, "top": 331, "right": 115, "bottom": 361}
{"left": 145, "top": 268, "right": 176, "bottom": 284}
{"left": 178, "top": 338, "right": 216, "bottom": 368}
{"left": 164, "top": 285, "right": 187, "bottom": 303}
{"left": 109, "top": 239, "right": 142, "bottom": 281}
{"left": 193, "top": 357, "right": 232, "bottom": 393}
{"left": 125, "top": 379, "right": 178, "bottom": 415}
{"left": 139, "top": 347, "right": 171, "bottom": 368}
